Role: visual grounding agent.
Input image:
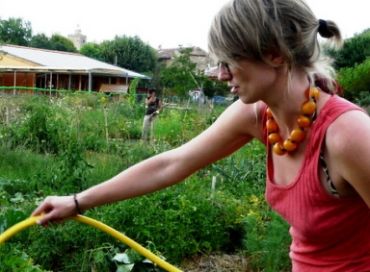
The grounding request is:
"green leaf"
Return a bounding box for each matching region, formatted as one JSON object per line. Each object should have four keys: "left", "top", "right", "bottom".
{"left": 112, "top": 253, "right": 132, "bottom": 264}
{"left": 116, "top": 263, "right": 135, "bottom": 272}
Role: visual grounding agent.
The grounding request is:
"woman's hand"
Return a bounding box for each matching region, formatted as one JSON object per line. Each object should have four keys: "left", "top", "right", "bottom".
{"left": 32, "top": 195, "right": 78, "bottom": 225}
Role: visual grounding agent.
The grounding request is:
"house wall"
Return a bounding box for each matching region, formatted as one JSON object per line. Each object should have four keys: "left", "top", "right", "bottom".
{"left": 0, "top": 54, "right": 38, "bottom": 67}
{"left": 0, "top": 73, "right": 35, "bottom": 87}
{"left": 0, "top": 73, "right": 35, "bottom": 94}
{"left": 0, "top": 70, "right": 130, "bottom": 93}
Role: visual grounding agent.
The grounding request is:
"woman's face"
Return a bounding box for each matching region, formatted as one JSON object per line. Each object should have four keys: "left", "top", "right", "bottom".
{"left": 218, "top": 58, "right": 279, "bottom": 104}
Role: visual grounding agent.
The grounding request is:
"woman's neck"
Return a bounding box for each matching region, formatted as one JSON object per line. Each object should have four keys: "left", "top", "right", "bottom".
{"left": 265, "top": 69, "right": 310, "bottom": 137}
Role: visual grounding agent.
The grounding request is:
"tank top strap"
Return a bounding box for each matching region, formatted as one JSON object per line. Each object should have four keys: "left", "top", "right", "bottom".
{"left": 305, "top": 95, "right": 364, "bottom": 162}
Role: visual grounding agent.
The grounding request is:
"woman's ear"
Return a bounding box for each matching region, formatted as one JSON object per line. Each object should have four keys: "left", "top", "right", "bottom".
{"left": 265, "top": 52, "right": 285, "bottom": 67}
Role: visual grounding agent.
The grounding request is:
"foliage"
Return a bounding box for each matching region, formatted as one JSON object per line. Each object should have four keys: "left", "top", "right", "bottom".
{"left": 111, "top": 35, "right": 157, "bottom": 73}
{"left": 29, "top": 33, "right": 77, "bottom": 52}
{"left": 0, "top": 246, "right": 50, "bottom": 272}
{"left": 1, "top": 96, "right": 65, "bottom": 154}
{"left": 48, "top": 34, "right": 77, "bottom": 52}
{"left": 0, "top": 17, "right": 76, "bottom": 52}
{"left": 327, "top": 28, "right": 370, "bottom": 69}
{"left": 156, "top": 48, "right": 227, "bottom": 98}
{"left": 245, "top": 211, "right": 291, "bottom": 271}
{"left": 159, "top": 48, "right": 200, "bottom": 97}
{"left": 0, "top": 94, "right": 291, "bottom": 272}
{"left": 0, "top": 17, "right": 32, "bottom": 46}
{"left": 128, "top": 78, "right": 140, "bottom": 107}
{"left": 337, "top": 58, "right": 370, "bottom": 101}
{"left": 202, "top": 77, "right": 229, "bottom": 98}
{"left": 29, "top": 33, "right": 51, "bottom": 49}
{"left": 79, "top": 42, "right": 104, "bottom": 61}
{"left": 80, "top": 36, "right": 157, "bottom": 73}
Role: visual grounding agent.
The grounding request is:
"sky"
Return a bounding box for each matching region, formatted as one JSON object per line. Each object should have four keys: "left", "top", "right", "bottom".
{"left": 1, "top": 0, "right": 369, "bottom": 51}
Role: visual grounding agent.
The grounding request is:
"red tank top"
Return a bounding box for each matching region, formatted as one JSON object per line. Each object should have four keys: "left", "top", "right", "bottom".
{"left": 264, "top": 95, "right": 370, "bottom": 271}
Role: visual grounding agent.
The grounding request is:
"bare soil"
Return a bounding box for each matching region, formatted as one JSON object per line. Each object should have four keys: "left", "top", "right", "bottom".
{"left": 180, "top": 253, "right": 250, "bottom": 272}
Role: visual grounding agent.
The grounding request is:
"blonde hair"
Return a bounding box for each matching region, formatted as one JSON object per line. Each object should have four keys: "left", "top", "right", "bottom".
{"left": 208, "top": 0, "right": 342, "bottom": 93}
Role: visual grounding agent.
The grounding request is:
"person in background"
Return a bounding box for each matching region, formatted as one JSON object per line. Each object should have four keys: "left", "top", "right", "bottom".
{"left": 142, "top": 89, "right": 162, "bottom": 141}
{"left": 33, "top": 0, "right": 370, "bottom": 270}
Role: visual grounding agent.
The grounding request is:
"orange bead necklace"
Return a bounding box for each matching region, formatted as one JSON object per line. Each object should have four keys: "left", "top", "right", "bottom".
{"left": 266, "top": 86, "right": 320, "bottom": 155}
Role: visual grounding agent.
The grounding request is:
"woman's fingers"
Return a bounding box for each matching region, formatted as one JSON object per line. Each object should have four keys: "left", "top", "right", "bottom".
{"left": 32, "top": 196, "right": 55, "bottom": 216}
{"left": 32, "top": 196, "right": 77, "bottom": 225}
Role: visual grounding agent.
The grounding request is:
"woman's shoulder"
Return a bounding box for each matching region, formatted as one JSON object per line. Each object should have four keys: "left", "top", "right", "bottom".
{"left": 325, "top": 106, "right": 370, "bottom": 202}
{"left": 326, "top": 104, "right": 369, "bottom": 156}
{"left": 216, "top": 99, "right": 266, "bottom": 141}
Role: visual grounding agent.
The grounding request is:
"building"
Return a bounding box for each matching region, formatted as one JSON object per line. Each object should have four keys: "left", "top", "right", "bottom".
{"left": 157, "top": 46, "right": 215, "bottom": 72}
{"left": 0, "top": 44, "right": 150, "bottom": 95}
{"left": 67, "top": 27, "right": 87, "bottom": 50}
{"left": 204, "top": 65, "right": 219, "bottom": 79}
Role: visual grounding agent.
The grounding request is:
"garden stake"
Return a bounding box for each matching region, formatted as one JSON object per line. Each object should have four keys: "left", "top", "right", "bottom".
{"left": 0, "top": 214, "right": 182, "bottom": 272}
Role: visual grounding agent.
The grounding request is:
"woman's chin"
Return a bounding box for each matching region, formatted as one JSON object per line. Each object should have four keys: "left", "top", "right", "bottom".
{"left": 238, "top": 95, "right": 257, "bottom": 104}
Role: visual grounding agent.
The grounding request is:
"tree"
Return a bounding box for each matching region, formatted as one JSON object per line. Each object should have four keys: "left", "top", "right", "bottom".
{"left": 108, "top": 36, "right": 157, "bottom": 73}
{"left": 202, "top": 77, "right": 229, "bottom": 98}
{"left": 337, "top": 58, "right": 370, "bottom": 102}
{"left": 158, "top": 49, "right": 229, "bottom": 98}
{"left": 80, "top": 42, "right": 104, "bottom": 61}
{"left": 30, "top": 33, "right": 77, "bottom": 53}
{"left": 49, "top": 34, "right": 77, "bottom": 52}
{"left": 79, "top": 36, "right": 156, "bottom": 73}
{"left": 328, "top": 29, "right": 370, "bottom": 69}
{"left": 30, "top": 33, "right": 52, "bottom": 49}
{"left": 0, "top": 17, "right": 32, "bottom": 46}
{"left": 159, "top": 48, "right": 200, "bottom": 97}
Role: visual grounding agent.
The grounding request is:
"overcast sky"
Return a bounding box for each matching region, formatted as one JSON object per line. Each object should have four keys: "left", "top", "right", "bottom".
{"left": 1, "top": 0, "right": 369, "bottom": 51}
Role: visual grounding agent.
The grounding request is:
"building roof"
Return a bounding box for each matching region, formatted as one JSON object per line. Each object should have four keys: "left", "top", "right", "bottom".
{"left": 204, "top": 65, "right": 219, "bottom": 78}
{"left": 0, "top": 44, "right": 150, "bottom": 79}
{"left": 157, "top": 46, "right": 208, "bottom": 60}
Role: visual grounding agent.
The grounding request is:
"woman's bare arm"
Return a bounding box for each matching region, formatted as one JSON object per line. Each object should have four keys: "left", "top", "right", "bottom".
{"left": 33, "top": 100, "right": 263, "bottom": 224}
{"left": 327, "top": 110, "right": 370, "bottom": 207}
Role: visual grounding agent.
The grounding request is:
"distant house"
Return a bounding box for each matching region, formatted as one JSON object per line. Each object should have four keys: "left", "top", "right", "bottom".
{"left": 157, "top": 46, "right": 215, "bottom": 72}
{"left": 0, "top": 44, "right": 150, "bottom": 94}
{"left": 204, "top": 65, "right": 219, "bottom": 79}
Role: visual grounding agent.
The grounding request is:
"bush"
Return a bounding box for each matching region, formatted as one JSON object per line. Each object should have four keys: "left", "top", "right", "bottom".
{"left": 338, "top": 58, "right": 370, "bottom": 101}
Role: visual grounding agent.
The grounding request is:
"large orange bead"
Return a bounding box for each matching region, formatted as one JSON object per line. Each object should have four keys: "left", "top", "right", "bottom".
{"left": 301, "top": 100, "right": 316, "bottom": 115}
{"left": 290, "top": 128, "right": 305, "bottom": 143}
{"left": 273, "top": 143, "right": 286, "bottom": 155}
{"left": 297, "top": 115, "right": 311, "bottom": 128}
{"left": 268, "top": 133, "right": 281, "bottom": 144}
{"left": 309, "top": 87, "right": 320, "bottom": 101}
{"left": 266, "top": 119, "right": 278, "bottom": 133}
{"left": 283, "top": 139, "right": 297, "bottom": 152}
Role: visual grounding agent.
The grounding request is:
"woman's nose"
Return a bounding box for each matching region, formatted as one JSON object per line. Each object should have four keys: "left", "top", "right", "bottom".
{"left": 217, "top": 63, "right": 231, "bottom": 81}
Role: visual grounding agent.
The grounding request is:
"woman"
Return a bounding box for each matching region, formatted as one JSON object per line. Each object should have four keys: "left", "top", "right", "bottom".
{"left": 142, "top": 89, "right": 162, "bottom": 141}
{"left": 33, "top": 0, "right": 370, "bottom": 270}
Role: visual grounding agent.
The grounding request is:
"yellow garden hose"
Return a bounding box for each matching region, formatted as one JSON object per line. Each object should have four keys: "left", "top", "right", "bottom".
{"left": 0, "top": 214, "right": 182, "bottom": 272}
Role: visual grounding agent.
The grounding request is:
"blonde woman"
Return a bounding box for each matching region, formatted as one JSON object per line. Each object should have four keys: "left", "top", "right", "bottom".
{"left": 33, "top": 0, "right": 370, "bottom": 270}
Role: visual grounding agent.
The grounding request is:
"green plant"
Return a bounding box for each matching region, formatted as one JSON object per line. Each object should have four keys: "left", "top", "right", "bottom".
{"left": 240, "top": 191, "right": 291, "bottom": 272}
{"left": 0, "top": 94, "right": 293, "bottom": 271}
{"left": 112, "top": 247, "right": 164, "bottom": 272}
{"left": 0, "top": 246, "right": 50, "bottom": 272}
